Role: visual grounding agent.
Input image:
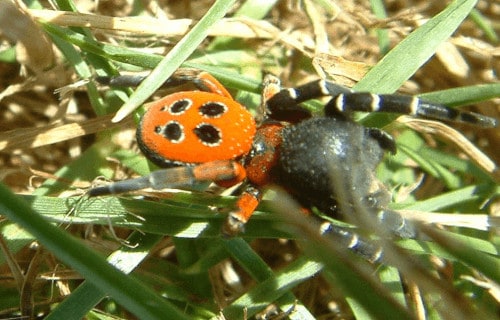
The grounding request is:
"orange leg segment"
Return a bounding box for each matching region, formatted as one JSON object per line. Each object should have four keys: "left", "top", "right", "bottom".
{"left": 223, "top": 185, "right": 263, "bottom": 236}
{"left": 194, "top": 71, "right": 233, "bottom": 98}
{"left": 193, "top": 160, "right": 246, "bottom": 187}
{"left": 88, "top": 160, "right": 246, "bottom": 196}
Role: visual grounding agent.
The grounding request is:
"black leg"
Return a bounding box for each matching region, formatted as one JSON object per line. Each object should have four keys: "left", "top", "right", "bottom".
{"left": 323, "top": 90, "right": 497, "bottom": 128}
{"left": 319, "top": 221, "right": 384, "bottom": 263}
{"left": 366, "top": 127, "right": 397, "bottom": 154}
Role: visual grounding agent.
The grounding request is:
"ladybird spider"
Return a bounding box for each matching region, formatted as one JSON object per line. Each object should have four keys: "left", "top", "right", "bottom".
{"left": 89, "top": 69, "right": 497, "bottom": 245}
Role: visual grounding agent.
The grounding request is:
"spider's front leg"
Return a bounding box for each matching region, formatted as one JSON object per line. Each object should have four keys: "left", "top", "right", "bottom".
{"left": 260, "top": 74, "right": 315, "bottom": 122}
{"left": 266, "top": 79, "right": 497, "bottom": 127}
{"left": 322, "top": 83, "right": 498, "bottom": 127}
{"left": 87, "top": 160, "right": 246, "bottom": 197}
{"left": 87, "top": 160, "right": 264, "bottom": 236}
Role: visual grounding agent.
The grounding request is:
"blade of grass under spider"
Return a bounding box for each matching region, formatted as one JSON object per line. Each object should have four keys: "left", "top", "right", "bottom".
{"left": 0, "top": 144, "right": 119, "bottom": 269}
{"left": 19, "top": 194, "right": 498, "bottom": 258}
{"left": 112, "top": 0, "right": 238, "bottom": 122}
{"left": 0, "top": 142, "right": 130, "bottom": 267}
{"left": 0, "top": 184, "right": 190, "bottom": 320}
{"left": 20, "top": 195, "right": 288, "bottom": 239}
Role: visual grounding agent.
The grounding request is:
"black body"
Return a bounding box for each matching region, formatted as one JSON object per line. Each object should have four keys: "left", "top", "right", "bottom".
{"left": 275, "top": 116, "right": 391, "bottom": 217}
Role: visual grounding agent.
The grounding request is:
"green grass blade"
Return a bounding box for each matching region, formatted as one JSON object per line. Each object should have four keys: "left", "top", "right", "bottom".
{"left": 267, "top": 191, "right": 417, "bottom": 320}
{"left": 370, "top": 0, "right": 390, "bottom": 55}
{"left": 41, "top": 23, "right": 262, "bottom": 94}
{"left": 113, "top": 0, "right": 238, "bottom": 122}
{"left": 220, "top": 257, "right": 322, "bottom": 319}
{"left": 397, "top": 184, "right": 498, "bottom": 212}
{"left": 0, "top": 184, "right": 189, "bottom": 320}
{"left": 46, "top": 232, "right": 162, "bottom": 320}
{"left": 222, "top": 238, "right": 316, "bottom": 319}
{"left": 398, "top": 143, "right": 462, "bottom": 188}
{"left": 469, "top": 8, "right": 498, "bottom": 43}
{"left": 356, "top": 0, "right": 478, "bottom": 93}
{"left": 418, "top": 83, "right": 500, "bottom": 106}
{"left": 21, "top": 194, "right": 289, "bottom": 239}
{"left": 235, "top": 0, "right": 278, "bottom": 19}
{"left": 426, "top": 227, "right": 500, "bottom": 284}
{"left": 41, "top": 22, "right": 162, "bottom": 68}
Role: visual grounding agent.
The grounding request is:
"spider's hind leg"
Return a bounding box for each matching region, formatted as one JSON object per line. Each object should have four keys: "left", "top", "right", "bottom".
{"left": 320, "top": 207, "right": 418, "bottom": 263}
{"left": 319, "top": 221, "right": 384, "bottom": 263}
{"left": 96, "top": 68, "right": 233, "bottom": 98}
{"left": 87, "top": 160, "right": 246, "bottom": 197}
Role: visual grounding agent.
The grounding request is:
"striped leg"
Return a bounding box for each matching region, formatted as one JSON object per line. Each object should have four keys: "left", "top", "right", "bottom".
{"left": 265, "top": 79, "right": 351, "bottom": 108}
{"left": 320, "top": 208, "right": 418, "bottom": 263}
{"left": 324, "top": 91, "right": 497, "bottom": 127}
{"left": 319, "top": 222, "right": 384, "bottom": 263}
{"left": 264, "top": 80, "right": 353, "bottom": 121}
{"left": 261, "top": 75, "right": 314, "bottom": 122}
{"left": 266, "top": 79, "right": 497, "bottom": 127}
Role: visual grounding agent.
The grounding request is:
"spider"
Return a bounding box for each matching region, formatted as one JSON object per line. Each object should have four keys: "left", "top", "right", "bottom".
{"left": 89, "top": 68, "right": 497, "bottom": 247}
